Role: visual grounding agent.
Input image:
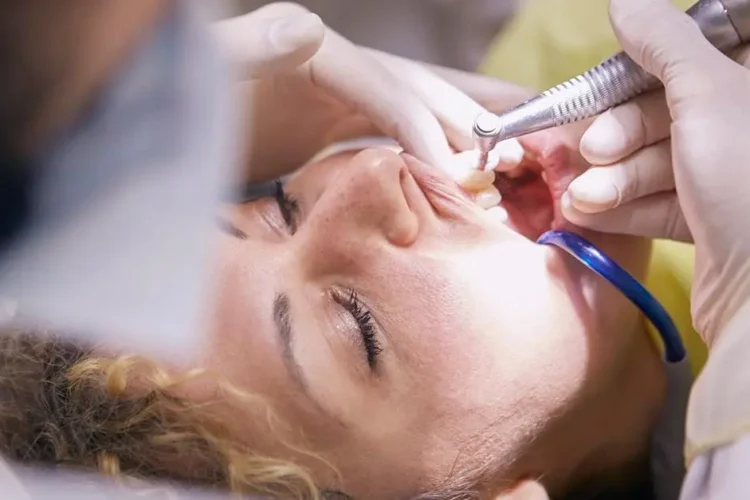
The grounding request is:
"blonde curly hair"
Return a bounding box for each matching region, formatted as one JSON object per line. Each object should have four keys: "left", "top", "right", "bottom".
{"left": 0, "top": 331, "right": 343, "bottom": 499}
{"left": 0, "top": 330, "right": 654, "bottom": 500}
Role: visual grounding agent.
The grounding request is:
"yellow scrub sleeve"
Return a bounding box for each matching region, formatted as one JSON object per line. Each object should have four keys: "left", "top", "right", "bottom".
{"left": 479, "top": 0, "right": 707, "bottom": 375}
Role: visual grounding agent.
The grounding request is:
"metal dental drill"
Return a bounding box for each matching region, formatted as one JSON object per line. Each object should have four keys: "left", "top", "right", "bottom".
{"left": 473, "top": 0, "right": 750, "bottom": 169}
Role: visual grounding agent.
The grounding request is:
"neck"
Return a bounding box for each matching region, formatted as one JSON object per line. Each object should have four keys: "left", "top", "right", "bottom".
{"left": 539, "top": 318, "right": 667, "bottom": 496}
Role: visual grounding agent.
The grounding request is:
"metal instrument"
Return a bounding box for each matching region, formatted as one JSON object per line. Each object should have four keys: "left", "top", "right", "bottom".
{"left": 473, "top": 0, "right": 750, "bottom": 168}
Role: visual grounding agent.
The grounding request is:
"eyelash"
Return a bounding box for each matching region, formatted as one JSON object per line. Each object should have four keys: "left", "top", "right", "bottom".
{"left": 337, "top": 290, "right": 382, "bottom": 368}
{"left": 274, "top": 180, "right": 300, "bottom": 233}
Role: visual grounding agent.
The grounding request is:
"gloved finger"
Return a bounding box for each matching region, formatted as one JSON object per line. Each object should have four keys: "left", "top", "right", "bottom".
{"left": 365, "top": 48, "right": 526, "bottom": 167}
{"left": 365, "top": 48, "right": 485, "bottom": 150}
{"left": 580, "top": 90, "right": 670, "bottom": 165}
{"left": 562, "top": 191, "right": 692, "bottom": 242}
{"left": 609, "top": 0, "right": 736, "bottom": 102}
{"left": 568, "top": 139, "right": 674, "bottom": 212}
{"left": 422, "top": 62, "right": 535, "bottom": 112}
{"left": 306, "top": 29, "right": 454, "bottom": 171}
{"left": 214, "top": 7, "right": 325, "bottom": 79}
{"left": 579, "top": 44, "right": 750, "bottom": 166}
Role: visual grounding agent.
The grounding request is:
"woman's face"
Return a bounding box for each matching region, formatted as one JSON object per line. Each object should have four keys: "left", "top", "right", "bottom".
{"left": 197, "top": 132, "right": 654, "bottom": 498}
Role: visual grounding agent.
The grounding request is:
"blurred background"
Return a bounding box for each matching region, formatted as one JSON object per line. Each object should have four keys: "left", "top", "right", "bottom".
{"left": 227, "top": 0, "right": 523, "bottom": 71}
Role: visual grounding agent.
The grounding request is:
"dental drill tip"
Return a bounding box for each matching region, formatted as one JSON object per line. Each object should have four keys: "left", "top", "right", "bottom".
{"left": 473, "top": 112, "right": 502, "bottom": 171}
{"left": 477, "top": 150, "right": 490, "bottom": 171}
{"left": 473, "top": 112, "right": 502, "bottom": 137}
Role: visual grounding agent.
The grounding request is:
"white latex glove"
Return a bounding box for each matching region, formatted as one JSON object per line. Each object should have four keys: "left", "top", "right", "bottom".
{"left": 561, "top": 0, "right": 750, "bottom": 343}
{"left": 214, "top": 2, "right": 326, "bottom": 79}
{"left": 215, "top": 2, "right": 525, "bottom": 180}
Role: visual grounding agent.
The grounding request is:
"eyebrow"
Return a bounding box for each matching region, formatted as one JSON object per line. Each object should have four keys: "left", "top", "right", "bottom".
{"left": 273, "top": 293, "right": 309, "bottom": 392}
{"left": 272, "top": 293, "right": 348, "bottom": 428}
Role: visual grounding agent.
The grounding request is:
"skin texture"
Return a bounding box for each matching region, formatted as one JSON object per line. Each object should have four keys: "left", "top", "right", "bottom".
{"left": 188, "top": 132, "right": 666, "bottom": 498}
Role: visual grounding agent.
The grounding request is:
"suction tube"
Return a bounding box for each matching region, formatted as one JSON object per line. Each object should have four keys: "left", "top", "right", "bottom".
{"left": 538, "top": 230, "right": 686, "bottom": 363}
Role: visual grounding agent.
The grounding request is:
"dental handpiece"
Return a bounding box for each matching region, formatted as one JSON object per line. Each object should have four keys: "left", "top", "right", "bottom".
{"left": 473, "top": 0, "right": 750, "bottom": 168}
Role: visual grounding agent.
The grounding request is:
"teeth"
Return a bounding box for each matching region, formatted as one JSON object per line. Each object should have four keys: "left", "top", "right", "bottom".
{"left": 475, "top": 185, "right": 502, "bottom": 209}
{"left": 447, "top": 150, "right": 497, "bottom": 191}
{"left": 455, "top": 169, "right": 496, "bottom": 191}
{"left": 485, "top": 205, "right": 508, "bottom": 223}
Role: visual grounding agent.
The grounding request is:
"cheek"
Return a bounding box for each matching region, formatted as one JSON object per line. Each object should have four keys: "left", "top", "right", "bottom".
{"left": 428, "top": 256, "right": 593, "bottom": 416}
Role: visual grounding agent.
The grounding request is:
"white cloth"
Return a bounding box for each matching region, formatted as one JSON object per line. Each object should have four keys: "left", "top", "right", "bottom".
{"left": 0, "top": 1, "right": 239, "bottom": 357}
{"left": 0, "top": 460, "right": 235, "bottom": 499}
{"left": 681, "top": 435, "right": 750, "bottom": 499}
{"left": 680, "top": 301, "right": 750, "bottom": 499}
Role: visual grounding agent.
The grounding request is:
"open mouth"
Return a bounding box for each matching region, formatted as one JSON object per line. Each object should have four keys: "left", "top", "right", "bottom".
{"left": 495, "top": 168, "right": 554, "bottom": 241}
{"left": 402, "top": 130, "right": 581, "bottom": 241}
{"left": 488, "top": 131, "right": 581, "bottom": 241}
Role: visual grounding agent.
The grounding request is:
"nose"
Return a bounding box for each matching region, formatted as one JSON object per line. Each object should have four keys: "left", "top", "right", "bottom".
{"left": 305, "top": 148, "right": 421, "bottom": 248}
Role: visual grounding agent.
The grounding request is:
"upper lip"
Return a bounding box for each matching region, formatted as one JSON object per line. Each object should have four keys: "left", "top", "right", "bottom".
{"left": 400, "top": 153, "right": 537, "bottom": 247}
{"left": 400, "top": 153, "right": 478, "bottom": 221}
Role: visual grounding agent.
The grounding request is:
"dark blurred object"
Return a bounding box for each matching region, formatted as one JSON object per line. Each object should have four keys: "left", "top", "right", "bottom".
{"left": 231, "top": 0, "right": 521, "bottom": 70}
{"left": 0, "top": 160, "right": 32, "bottom": 254}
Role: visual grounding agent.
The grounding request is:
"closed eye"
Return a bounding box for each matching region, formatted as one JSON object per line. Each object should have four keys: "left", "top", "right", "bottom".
{"left": 274, "top": 180, "right": 300, "bottom": 233}
{"left": 333, "top": 289, "right": 383, "bottom": 369}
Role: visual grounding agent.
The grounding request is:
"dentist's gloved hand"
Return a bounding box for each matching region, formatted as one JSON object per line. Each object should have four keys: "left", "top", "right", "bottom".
{"left": 214, "top": 3, "right": 325, "bottom": 79}
{"left": 561, "top": 0, "right": 750, "bottom": 343}
{"left": 215, "top": 3, "right": 524, "bottom": 181}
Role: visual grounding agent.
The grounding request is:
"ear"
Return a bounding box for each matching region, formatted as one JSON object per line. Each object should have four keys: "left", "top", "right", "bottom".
{"left": 493, "top": 480, "right": 550, "bottom": 500}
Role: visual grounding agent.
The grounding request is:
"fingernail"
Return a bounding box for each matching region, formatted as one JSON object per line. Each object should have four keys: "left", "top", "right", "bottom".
{"left": 567, "top": 174, "right": 620, "bottom": 210}
{"left": 580, "top": 113, "right": 627, "bottom": 160}
{"left": 271, "top": 13, "right": 324, "bottom": 52}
